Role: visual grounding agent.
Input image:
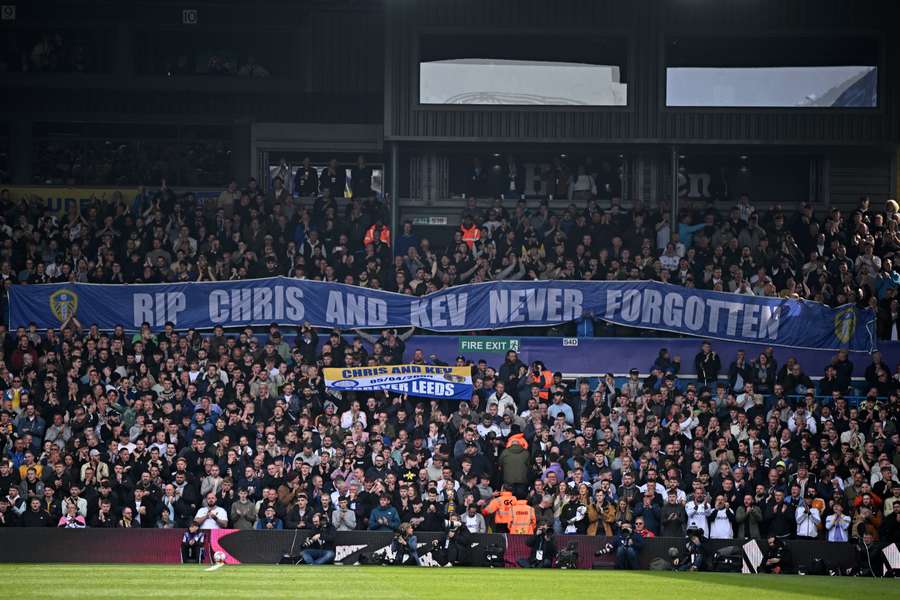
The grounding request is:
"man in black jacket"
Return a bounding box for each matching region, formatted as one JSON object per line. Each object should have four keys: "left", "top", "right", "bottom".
{"left": 21, "top": 497, "right": 52, "bottom": 527}
{"left": 517, "top": 522, "right": 556, "bottom": 568}
{"left": 301, "top": 513, "right": 337, "bottom": 565}
{"left": 694, "top": 341, "right": 721, "bottom": 391}
{"left": 764, "top": 490, "right": 794, "bottom": 539}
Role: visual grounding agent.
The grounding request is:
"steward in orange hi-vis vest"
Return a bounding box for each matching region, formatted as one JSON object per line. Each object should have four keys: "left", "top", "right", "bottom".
{"left": 509, "top": 498, "right": 536, "bottom": 535}
{"left": 482, "top": 485, "right": 516, "bottom": 532}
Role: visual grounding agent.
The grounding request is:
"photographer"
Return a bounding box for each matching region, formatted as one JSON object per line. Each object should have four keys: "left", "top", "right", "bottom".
{"left": 674, "top": 526, "right": 706, "bottom": 571}
{"left": 391, "top": 522, "right": 422, "bottom": 566}
{"left": 301, "top": 513, "right": 336, "bottom": 565}
{"left": 517, "top": 521, "right": 556, "bottom": 568}
{"left": 610, "top": 520, "right": 644, "bottom": 570}
{"left": 761, "top": 534, "right": 792, "bottom": 574}
{"left": 853, "top": 530, "right": 885, "bottom": 577}
{"left": 431, "top": 514, "right": 471, "bottom": 566}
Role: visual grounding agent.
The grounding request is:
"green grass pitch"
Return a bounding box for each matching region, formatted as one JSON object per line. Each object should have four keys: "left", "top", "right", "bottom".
{"left": 1, "top": 564, "right": 898, "bottom": 599}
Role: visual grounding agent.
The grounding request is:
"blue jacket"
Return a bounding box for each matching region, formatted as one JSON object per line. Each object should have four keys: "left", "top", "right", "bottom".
{"left": 368, "top": 506, "right": 400, "bottom": 531}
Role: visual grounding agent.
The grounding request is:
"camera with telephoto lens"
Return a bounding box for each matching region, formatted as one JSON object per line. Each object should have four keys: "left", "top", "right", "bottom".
{"left": 594, "top": 543, "right": 614, "bottom": 557}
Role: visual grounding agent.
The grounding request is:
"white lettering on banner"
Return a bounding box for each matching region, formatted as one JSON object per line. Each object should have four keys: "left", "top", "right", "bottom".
{"left": 741, "top": 305, "right": 760, "bottom": 338}
{"left": 642, "top": 289, "right": 662, "bottom": 323}
{"left": 758, "top": 305, "right": 780, "bottom": 340}
{"left": 662, "top": 293, "right": 683, "bottom": 327}
{"left": 208, "top": 286, "right": 304, "bottom": 324}
{"left": 132, "top": 292, "right": 186, "bottom": 327}
{"left": 621, "top": 289, "right": 641, "bottom": 322}
{"left": 724, "top": 301, "right": 743, "bottom": 336}
{"left": 706, "top": 299, "right": 727, "bottom": 332}
{"left": 603, "top": 288, "right": 781, "bottom": 340}
{"left": 252, "top": 288, "right": 273, "bottom": 320}
{"left": 684, "top": 297, "right": 705, "bottom": 331}
{"left": 445, "top": 294, "right": 467, "bottom": 326}
{"left": 231, "top": 289, "right": 252, "bottom": 321}
{"left": 490, "top": 288, "right": 582, "bottom": 324}
{"left": 209, "top": 290, "right": 228, "bottom": 323}
{"left": 285, "top": 287, "right": 305, "bottom": 320}
{"left": 411, "top": 298, "right": 430, "bottom": 327}
{"left": 410, "top": 294, "right": 468, "bottom": 328}
{"left": 605, "top": 290, "right": 622, "bottom": 319}
{"left": 326, "top": 292, "right": 388, "bottom": 327}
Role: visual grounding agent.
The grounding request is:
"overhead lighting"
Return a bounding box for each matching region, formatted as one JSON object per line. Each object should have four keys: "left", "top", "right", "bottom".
{"left": 492, "top": 153, "right": 500, "bottom": 158}
{"left": 740, "top": 155, "right": 748, "bottom": 160}
{"left": 679, "top": 155, "right": 686, "bottom": 160}
{"left": 560, "top": 154, "right": 568, "bottom": 158}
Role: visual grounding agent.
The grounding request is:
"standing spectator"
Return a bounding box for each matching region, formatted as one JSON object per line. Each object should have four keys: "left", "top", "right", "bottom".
{"left": 229, "top": 488, "right": 257, "bottom": 530}
{"left": 825, "top": 502, "right": 851, "bottom": 542}
{"left": 735, "top": 494, "right": 763, "bottom": 540}
{"left": 694, "top": 341, "right": 721, "bottom": 390}
{"left": 708, "top": 495, "right": 735, "bottom": 539}
{"left": 795, "top": 488, "right": 821, "bottom": 539}
{"left": 194, "top": 492, "right": 229, "bottom": 529}
{"left": 685, "top": 490, "right": 712, "bottom": 538}
{"left": 332, "top": 496, "right": 357, "bottom": 531}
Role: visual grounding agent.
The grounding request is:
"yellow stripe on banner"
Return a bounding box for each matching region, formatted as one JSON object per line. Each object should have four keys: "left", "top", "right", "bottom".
{"left": 6, "top": 186, "right": 138, "bottom": 215}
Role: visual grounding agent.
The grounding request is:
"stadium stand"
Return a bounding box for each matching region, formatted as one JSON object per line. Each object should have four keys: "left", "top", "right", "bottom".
{"left": 0, "top": 178, "right": 898, "bottom": 573}
{"left": 1, "top": 0, "right": 899, "bottom": 581}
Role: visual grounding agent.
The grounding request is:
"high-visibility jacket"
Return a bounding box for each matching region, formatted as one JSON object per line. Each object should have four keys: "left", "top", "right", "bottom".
{"left": 482, "top": 490, "right": 515, "bottom": 525}
{"left": 509, "top": 499, "right": 536, "bottom": 535}
{"left": 460, "top": 224, "right": 481, "bottom": 249}
{"left": 530, "top": 370, "right": 553, "bottom": 400}
{"left": 364, "top": 224, "right": 391, "bottom": 247}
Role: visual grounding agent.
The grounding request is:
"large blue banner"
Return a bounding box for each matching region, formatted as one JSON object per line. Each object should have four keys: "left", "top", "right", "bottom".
{"left": 8, "top": 278, "right": 875, "bottom": 352}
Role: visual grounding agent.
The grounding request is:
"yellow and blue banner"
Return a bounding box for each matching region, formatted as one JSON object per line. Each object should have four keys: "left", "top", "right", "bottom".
{"left": 323, "top": 364, "right": 473, "bottom": 400}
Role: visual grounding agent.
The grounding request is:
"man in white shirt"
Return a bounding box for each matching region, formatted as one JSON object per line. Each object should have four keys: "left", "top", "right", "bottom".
{"left": 194, "top": 492, "right": 229, "bottom": 529}
{"left": 708, "top": 495, "right": 735, "bottom": 539}
{"left": 685, "top": 490, "right": 713, "bottom": 538}
{"left": 794, "top": 490, "right": 821, "bottom": 539}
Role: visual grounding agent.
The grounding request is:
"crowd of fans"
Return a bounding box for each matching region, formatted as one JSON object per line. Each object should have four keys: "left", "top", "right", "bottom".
{"left": 0, "top": 167, "right": 898, "bottom": 573}
{"left": 0, "top": 323, "right": 897, "bottom": 564}
{"left": 3, "top": 167, "right": 900, "bottom": 341}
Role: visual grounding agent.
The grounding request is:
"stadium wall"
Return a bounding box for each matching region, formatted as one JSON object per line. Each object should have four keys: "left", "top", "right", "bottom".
{"left": 0, "top": 529, "right": 863, "bottom": 573}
